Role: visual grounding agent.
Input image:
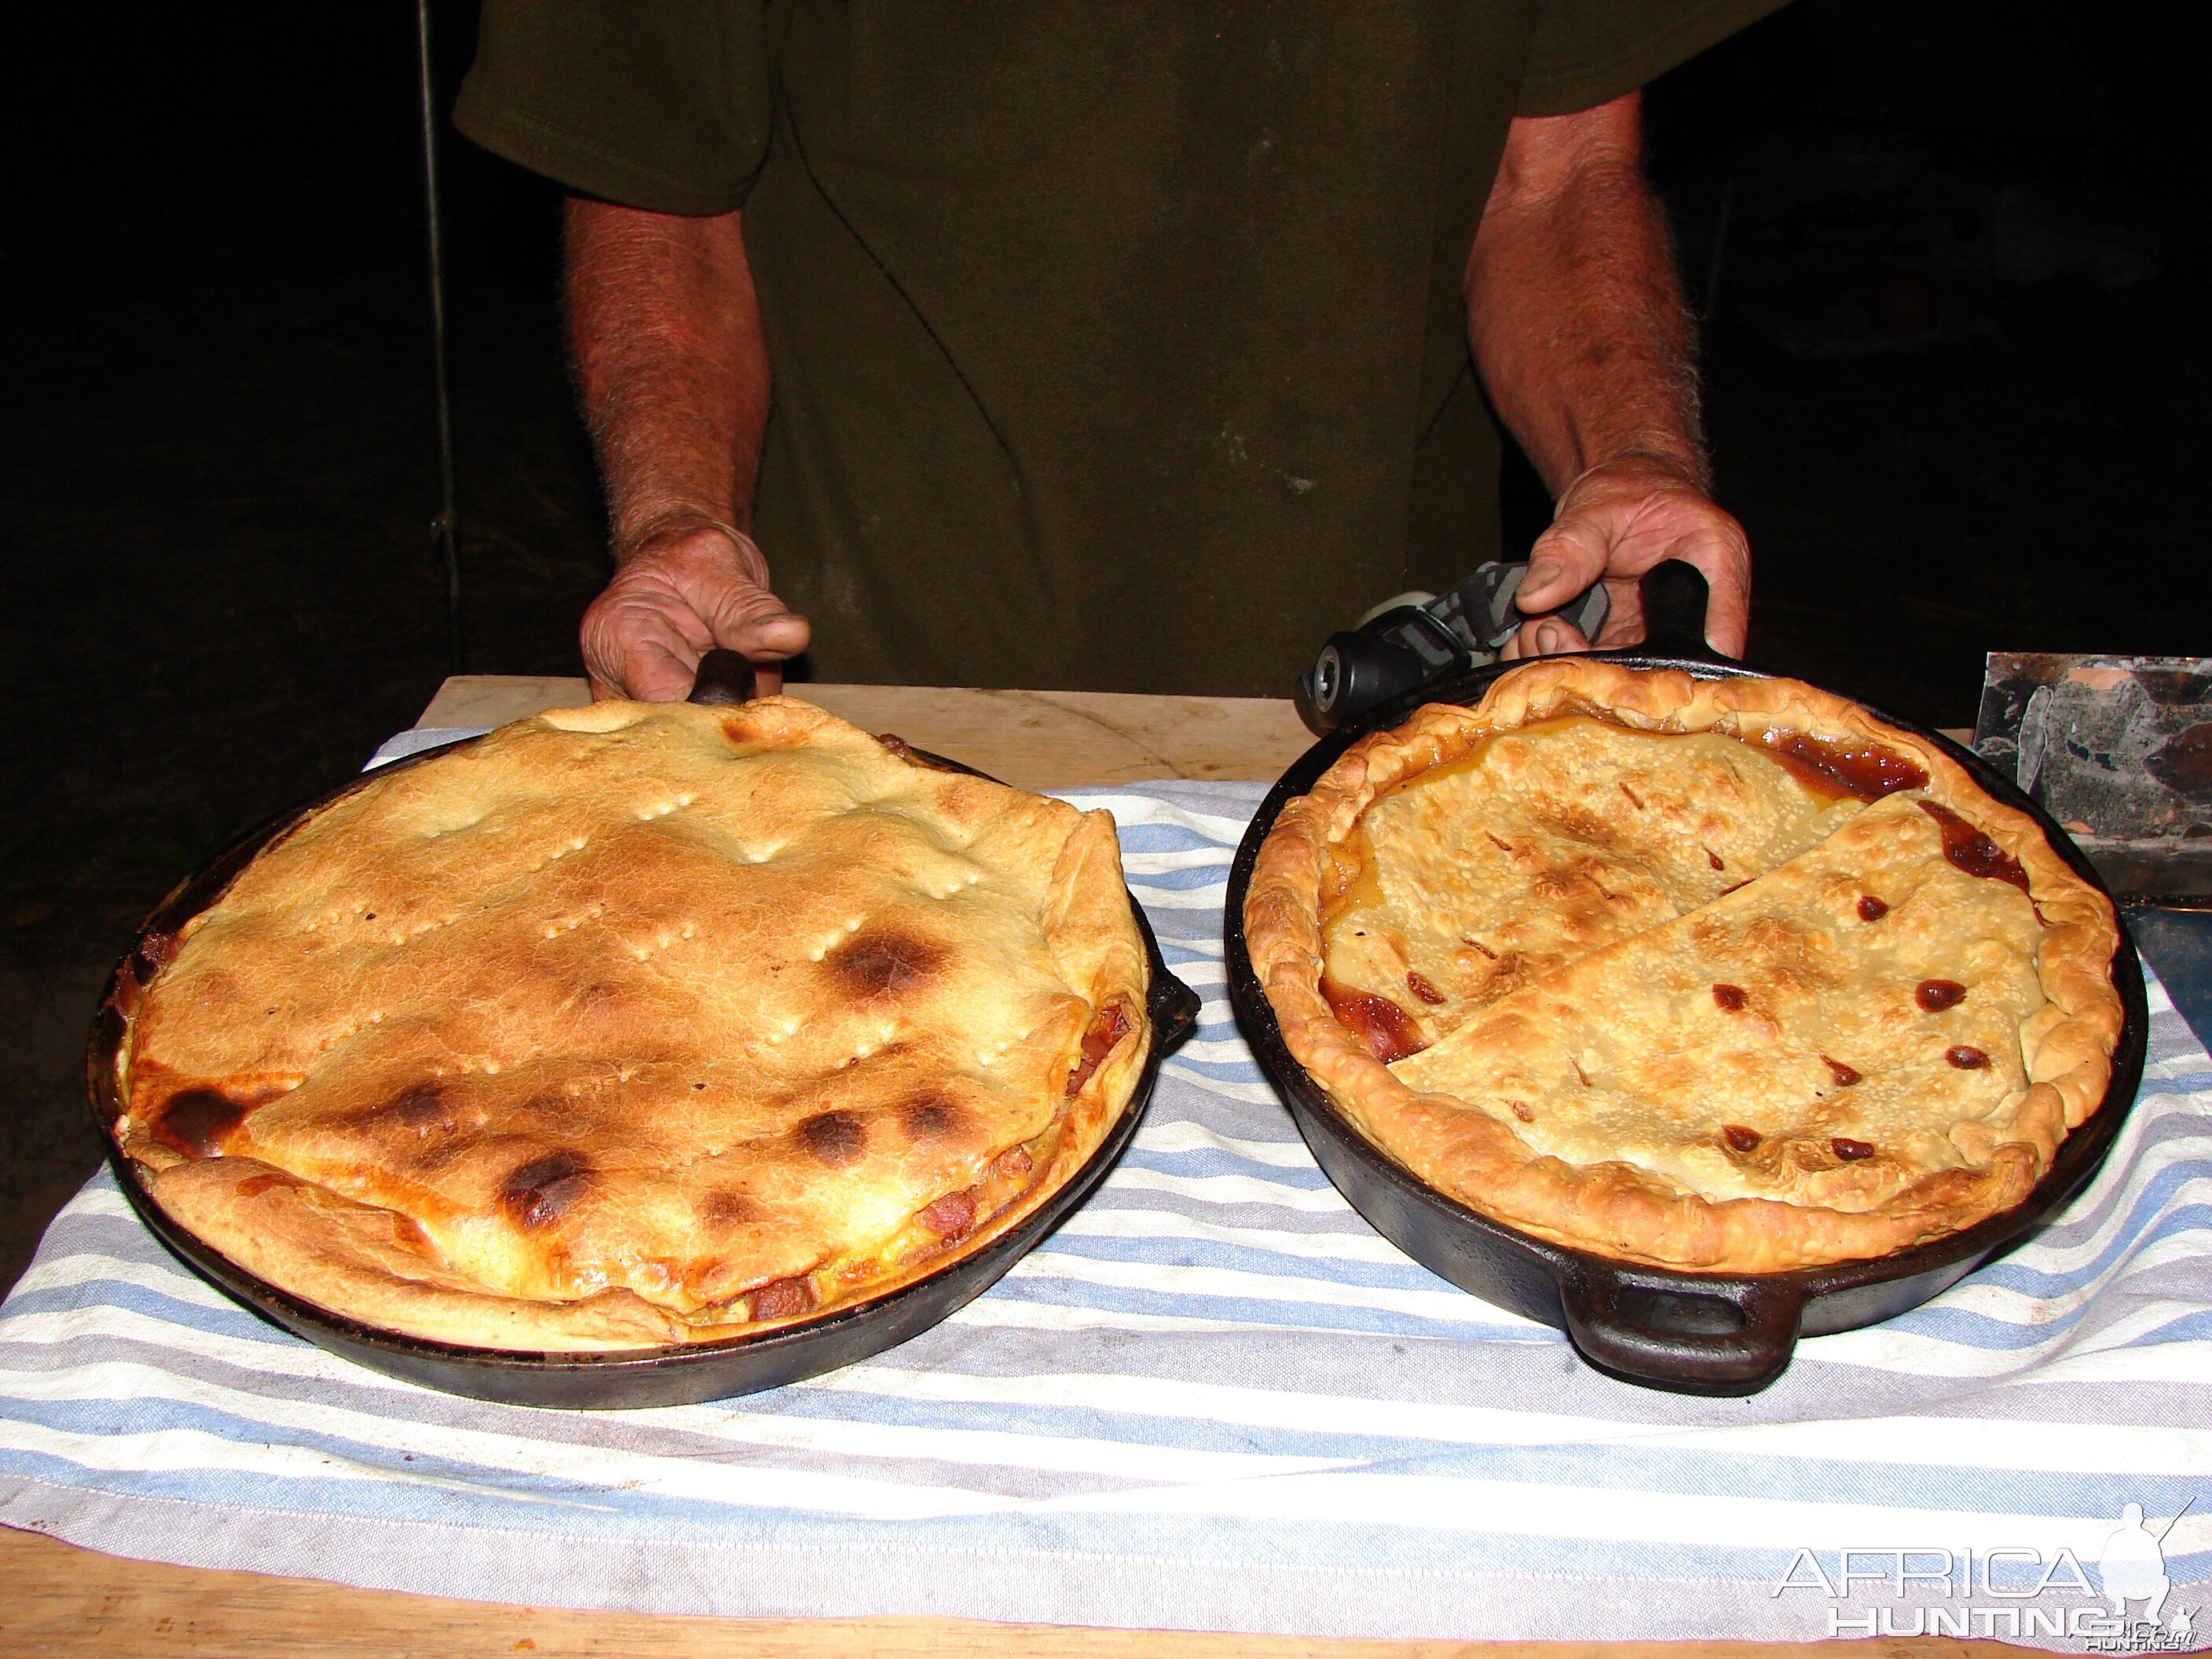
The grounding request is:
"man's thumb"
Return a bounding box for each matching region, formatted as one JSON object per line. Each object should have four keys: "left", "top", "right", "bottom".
{"left": 716, "top": 591, "right": 811, "bottom": 660}
{"left": 1518, "top": 520, "right": 1609, "bottom": 611}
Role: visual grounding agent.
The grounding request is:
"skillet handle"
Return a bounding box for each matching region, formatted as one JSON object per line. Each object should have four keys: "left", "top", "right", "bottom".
{"left": 1558, "top": 1261, "right": 1804, "bottom": 1394}
{"left": 1636, "top": 560, "right": 1724, "bottom": 661}
{"left": 688, "top": 648, "right": 756, "bottom": 706}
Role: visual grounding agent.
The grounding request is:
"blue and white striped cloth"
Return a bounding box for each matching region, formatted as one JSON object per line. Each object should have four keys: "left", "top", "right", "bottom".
{"left": 2, "top": 756, "right": 2207, "bottom": 1649}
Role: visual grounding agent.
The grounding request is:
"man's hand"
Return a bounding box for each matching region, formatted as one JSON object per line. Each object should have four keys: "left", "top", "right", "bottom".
{"left": 565, "top": 199, "right": 792, "bottom": 701}
{"left": 1500, "top": 454, "right": 1751, "bottom": 659}
{"left": 1468, "top": 95, "right": 1749, "bottom": 661}
{"left": 580, "top": 518, "right": 810, "bottom": 701}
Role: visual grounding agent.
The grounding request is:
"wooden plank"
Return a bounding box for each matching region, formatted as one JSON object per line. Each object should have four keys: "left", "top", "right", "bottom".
{"left": 416, "top": 676, "right": 1320, "bottom": 789}
{"left": 416, "top": 681, "right": 1974, "bottom": 795}
{"left": 12, "top": 684, "right": 2017, "bottom": 1654}
{"left": 798, "top": 684, "right": 1315, "bottom": 788}
{"left": 416, "top": 672, "right": 591, "bottom": 728}
{"left": 0, "top": 1527, "right": 2026, "bottom": 1659}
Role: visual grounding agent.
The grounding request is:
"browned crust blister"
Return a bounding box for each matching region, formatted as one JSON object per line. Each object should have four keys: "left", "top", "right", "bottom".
{"left": 115, "top": 697, "right": 1149, "bottom": 1350}
{"left": 1243, "top": 661, "right": 2123, "bottom": 1273}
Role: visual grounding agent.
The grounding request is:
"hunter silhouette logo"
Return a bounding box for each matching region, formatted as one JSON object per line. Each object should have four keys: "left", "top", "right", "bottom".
{"left": 2097, "top": 1502, "right": 2176, "bottom": 1621}
{"left": 2085, "top": 1496, "right": 2199, "bottom": 1652}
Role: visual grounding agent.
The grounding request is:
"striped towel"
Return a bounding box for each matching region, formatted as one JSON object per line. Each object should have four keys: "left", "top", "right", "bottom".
{"left": 3, "top": 759, "right": 2208, "bottom": 1650}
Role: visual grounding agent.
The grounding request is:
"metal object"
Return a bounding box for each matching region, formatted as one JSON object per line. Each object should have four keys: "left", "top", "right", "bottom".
{"left": 1701, "top": 178, "right": 1735, "bottom": 322}
{"left": 1229, "top": 562, "right": 2148, "bottom": 1395}
{"left": 88, "top": 738, "right": 1197, "bottom": 1408}
{"left": 416, "top": 0, "right": 463, "bottom": 672}
{"left": 1298, "top": 561, "right": 1610, "bottom": 730}
{"left": 1974, "top": 653, "right": 2212, "bottom": 1050}
{"left": 1974, "top": 653, "right": 2212, "bottom": 903}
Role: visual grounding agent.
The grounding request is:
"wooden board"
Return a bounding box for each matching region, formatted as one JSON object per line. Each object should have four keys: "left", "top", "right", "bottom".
{"left": 414, "top": 672, "right": 592, "bottom": 728}
{"left": 417, "top": 676, "right": 1319, "bottom": 789}
{"left": 0, "top": 1526, "right": 2028, "bottom": 1659}
{"left": 9, "top": 679, "right": 2008, "bottom": 1654}
{"left": 416, "top": 677, "right": 1972, "bottom": 790}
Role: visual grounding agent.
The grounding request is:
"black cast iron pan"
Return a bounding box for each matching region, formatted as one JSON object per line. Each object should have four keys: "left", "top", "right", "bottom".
{"left": 88, "top": 687, "right": 1197, "bottom": 1408}
{"left": 1225, "top": 562, "right": 2148, "bottom": 1396}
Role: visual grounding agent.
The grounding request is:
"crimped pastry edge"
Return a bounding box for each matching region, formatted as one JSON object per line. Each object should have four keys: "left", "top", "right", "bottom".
{"left": 1243, "top": 659, "right": 2124, "bottom": 1272}
{"left": 120, "top": 696, "right": 1152, "bottom": 1352}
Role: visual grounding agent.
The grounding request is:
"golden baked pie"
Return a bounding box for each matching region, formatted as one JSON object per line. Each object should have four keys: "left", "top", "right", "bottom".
{"left": 1244, "top": 660, "right": 2124, "bottom": 1273}
{"left": 112, "top": 698, "right": 1149, "bottom": 1350}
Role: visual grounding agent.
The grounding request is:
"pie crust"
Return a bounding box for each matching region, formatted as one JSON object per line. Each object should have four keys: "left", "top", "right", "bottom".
{"left": 1243, "top": 660, "right": 2124, "bottom": 1272}
{"left": 112, "top": 698, "right": 1149, "bottom": 1350}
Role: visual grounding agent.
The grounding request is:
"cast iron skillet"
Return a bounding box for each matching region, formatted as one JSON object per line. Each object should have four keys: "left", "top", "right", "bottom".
{"left": 1224, "top": 562, "right": 2148, "bottom": 1396}
{"left": 87, "top": 692, "right": 1197, "bottom": 1408}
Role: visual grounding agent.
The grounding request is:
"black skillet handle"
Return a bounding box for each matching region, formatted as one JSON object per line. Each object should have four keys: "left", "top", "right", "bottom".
{"left": 1558, "top": 1262, "right": 1805, "bottom": 1395}
{"left": 688, "top": 648, "right": 756, "bottom": 706}
{"left": 1635, "top": 559, "right": 1725, "bottom": 661}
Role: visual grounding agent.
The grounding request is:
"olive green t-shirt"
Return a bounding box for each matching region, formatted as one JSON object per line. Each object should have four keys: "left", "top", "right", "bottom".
{"left": 457, "top": 2, "right": 1779, "bottom": 695}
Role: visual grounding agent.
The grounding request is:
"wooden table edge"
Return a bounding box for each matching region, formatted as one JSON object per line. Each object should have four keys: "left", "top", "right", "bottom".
{"left": 410, "top": 676, "right": 1976, "bottom": 760}
{"left": 0, "top": 1523, "right": 2045, "bottom": 1659}
{"left": 410, "top": 676, "right": 1324, "bottom": 790}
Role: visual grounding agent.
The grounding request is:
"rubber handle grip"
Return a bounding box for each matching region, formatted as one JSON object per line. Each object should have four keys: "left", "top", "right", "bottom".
{"left": 687, "top": 649, "right": 756, "bottom": 706}
{"left": 1637, "top": 561, "right": 1722, "bottom": 661}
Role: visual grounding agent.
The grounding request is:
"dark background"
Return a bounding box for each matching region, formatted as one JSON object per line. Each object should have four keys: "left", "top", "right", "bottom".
{"left": 2, "top": 1, "right": 2204, "bottom": 1289}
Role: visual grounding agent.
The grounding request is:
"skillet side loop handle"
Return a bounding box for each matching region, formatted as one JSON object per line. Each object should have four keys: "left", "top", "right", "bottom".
{"left": 1636, "top": 560, "right": 1723, "bottom": 661}
{"left": 688, "top": 648, "right": 756, "bottom": 706}
{"left": 1152, "top": 975, "right": 1204, "bottom": 1053}
{"left": 1558, "top": 1262, "right": 1804, "bottom": 1394}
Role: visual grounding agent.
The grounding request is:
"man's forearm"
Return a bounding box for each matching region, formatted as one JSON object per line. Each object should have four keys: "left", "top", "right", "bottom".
{"left": 1466, "top": 94, "right": 1705, "bottom": 495}
{"left": 563, "top": 198, "right": 770, "bottom": 557}
{"left": 1464, "top": 93, "right": 1749, "bottom": 656}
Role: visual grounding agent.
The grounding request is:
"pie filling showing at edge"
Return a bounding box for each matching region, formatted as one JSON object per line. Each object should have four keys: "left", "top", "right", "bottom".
{"left": 1243, "top": 660, "right": 2124, "bottom": 1273}
{"left": 111, "top": 697, "right": 1150, "bottom": 1350}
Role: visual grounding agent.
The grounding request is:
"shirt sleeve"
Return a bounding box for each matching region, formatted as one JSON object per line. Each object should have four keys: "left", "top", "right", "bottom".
{"left": 1517, "top": 0, "right": 1792, "bottom": 116}
{"left": 452, "top": 1, "right": 782, "bottom": 215}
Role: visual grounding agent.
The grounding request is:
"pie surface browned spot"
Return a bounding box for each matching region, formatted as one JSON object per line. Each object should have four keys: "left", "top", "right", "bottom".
{"left": 112, "top": 698, "right": 1149, "bottom": 1350}
{"left": 1243, "top": 661, "right": 2124, "bottom": 1273}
